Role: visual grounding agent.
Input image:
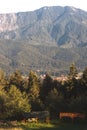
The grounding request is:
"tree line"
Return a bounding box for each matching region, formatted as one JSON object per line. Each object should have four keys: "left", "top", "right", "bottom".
{"left": 0, "top": 64, "right": 87, "bottom": 120}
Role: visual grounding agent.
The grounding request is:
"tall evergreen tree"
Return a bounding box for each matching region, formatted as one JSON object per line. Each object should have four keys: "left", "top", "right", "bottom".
{"left": 80, "top": 67, "right": 87, "bottom": 93}
{"left": 65, "top": 64, "right": 78, "bottom": 98}
{"left": 27, "top": 71, "right": 41, "bottom": 110}
{"left": 0, "top": 69, "right": 8, "bottom": 89}
{"left": 28, "top": 71, "right": 40, "bottom": 100}
{"left": 0, "top": 86, "right": 10, "bottom": 119}
{"left": 9, "top": 69, "right": 25, "bottom": 92}
{"left": 68, "top": 63, "right": 77, "bottom": 78}
{"left": 40, "top": 73, "right": 53, "bottom": 103}
{"left": 8, "top": 85, "right": 31, "bottom": 119}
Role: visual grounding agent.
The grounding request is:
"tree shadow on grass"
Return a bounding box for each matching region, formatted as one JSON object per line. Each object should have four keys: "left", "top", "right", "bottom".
{"left": 21, "top": 123, "right": 87, "bottom": 130}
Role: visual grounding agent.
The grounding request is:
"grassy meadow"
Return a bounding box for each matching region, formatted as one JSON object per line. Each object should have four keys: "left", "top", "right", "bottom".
{"left": 0, "top": 120, "right": 87, "bottom": 130}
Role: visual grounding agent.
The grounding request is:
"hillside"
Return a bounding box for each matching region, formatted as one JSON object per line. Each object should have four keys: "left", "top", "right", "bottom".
{"left": 0, "top": 6, "right": 87, "bottom": 74}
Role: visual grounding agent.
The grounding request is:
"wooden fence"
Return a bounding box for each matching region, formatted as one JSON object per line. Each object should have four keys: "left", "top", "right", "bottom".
{"left": 59, "top": 112, "right": 86, "bottom": 122}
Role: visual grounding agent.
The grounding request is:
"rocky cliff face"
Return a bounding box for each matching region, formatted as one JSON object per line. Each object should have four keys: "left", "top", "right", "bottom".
{"left": 0, "top": 14, "right": 18, "bottom": 32}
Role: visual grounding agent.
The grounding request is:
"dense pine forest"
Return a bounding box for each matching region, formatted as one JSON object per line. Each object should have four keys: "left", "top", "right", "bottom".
{"left": 0, "top": 64, "right": 87, "bottom": 121}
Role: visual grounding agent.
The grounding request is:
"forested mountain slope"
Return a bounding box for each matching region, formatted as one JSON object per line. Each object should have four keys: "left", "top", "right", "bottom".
{"left": 0, "top": 6, "right": 87, "bottom": 74}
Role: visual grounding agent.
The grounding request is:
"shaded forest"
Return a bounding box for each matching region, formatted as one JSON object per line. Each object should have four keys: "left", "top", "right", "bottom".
{"left": 0, "top": 64, "right": 87, "bottom": 120}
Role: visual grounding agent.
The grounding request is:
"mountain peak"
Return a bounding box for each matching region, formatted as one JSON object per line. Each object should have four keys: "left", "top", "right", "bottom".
{"left": 0, "top": 6, "right": 87, "bottom": 47}
{"left": 0, "top": 6, "right": 87, "bottom": 73}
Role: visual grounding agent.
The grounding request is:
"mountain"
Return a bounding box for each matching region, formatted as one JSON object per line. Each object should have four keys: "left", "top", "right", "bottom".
{"left": 0, "top": 6, "right": 87, "bottom": 74}
{"left": 0, "top": 6, "right": 87, "bottom": 47}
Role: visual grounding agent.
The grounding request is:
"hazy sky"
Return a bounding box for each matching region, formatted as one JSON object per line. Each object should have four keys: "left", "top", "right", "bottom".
{"left": 0, "top": 0, "right": 87, "bottom": 13}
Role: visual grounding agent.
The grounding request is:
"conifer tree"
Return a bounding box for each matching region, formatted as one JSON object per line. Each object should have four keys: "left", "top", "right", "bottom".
{"left": 8, "top": 85, "right": 31, "bottom": 119}
{"left": 28, "top": 71, "right": 40, "bottom": 100}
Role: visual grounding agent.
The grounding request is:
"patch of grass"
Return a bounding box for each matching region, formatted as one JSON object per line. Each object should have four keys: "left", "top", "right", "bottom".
{"left": 21, "top": 122, "right": 55, "bottom": 130}
{"left": 0, "top": 128, "right": 23, "bottom": 130}
{"left": 20, "top": 119, "right": 87, "bottom": 130}
{"left": 0, "top": 120, "right": 87, "bottom": 130}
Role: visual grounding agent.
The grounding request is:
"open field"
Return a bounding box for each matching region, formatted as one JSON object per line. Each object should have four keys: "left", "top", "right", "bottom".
{"left": 0, "top": 120, "right": 87, "bottom": 130}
